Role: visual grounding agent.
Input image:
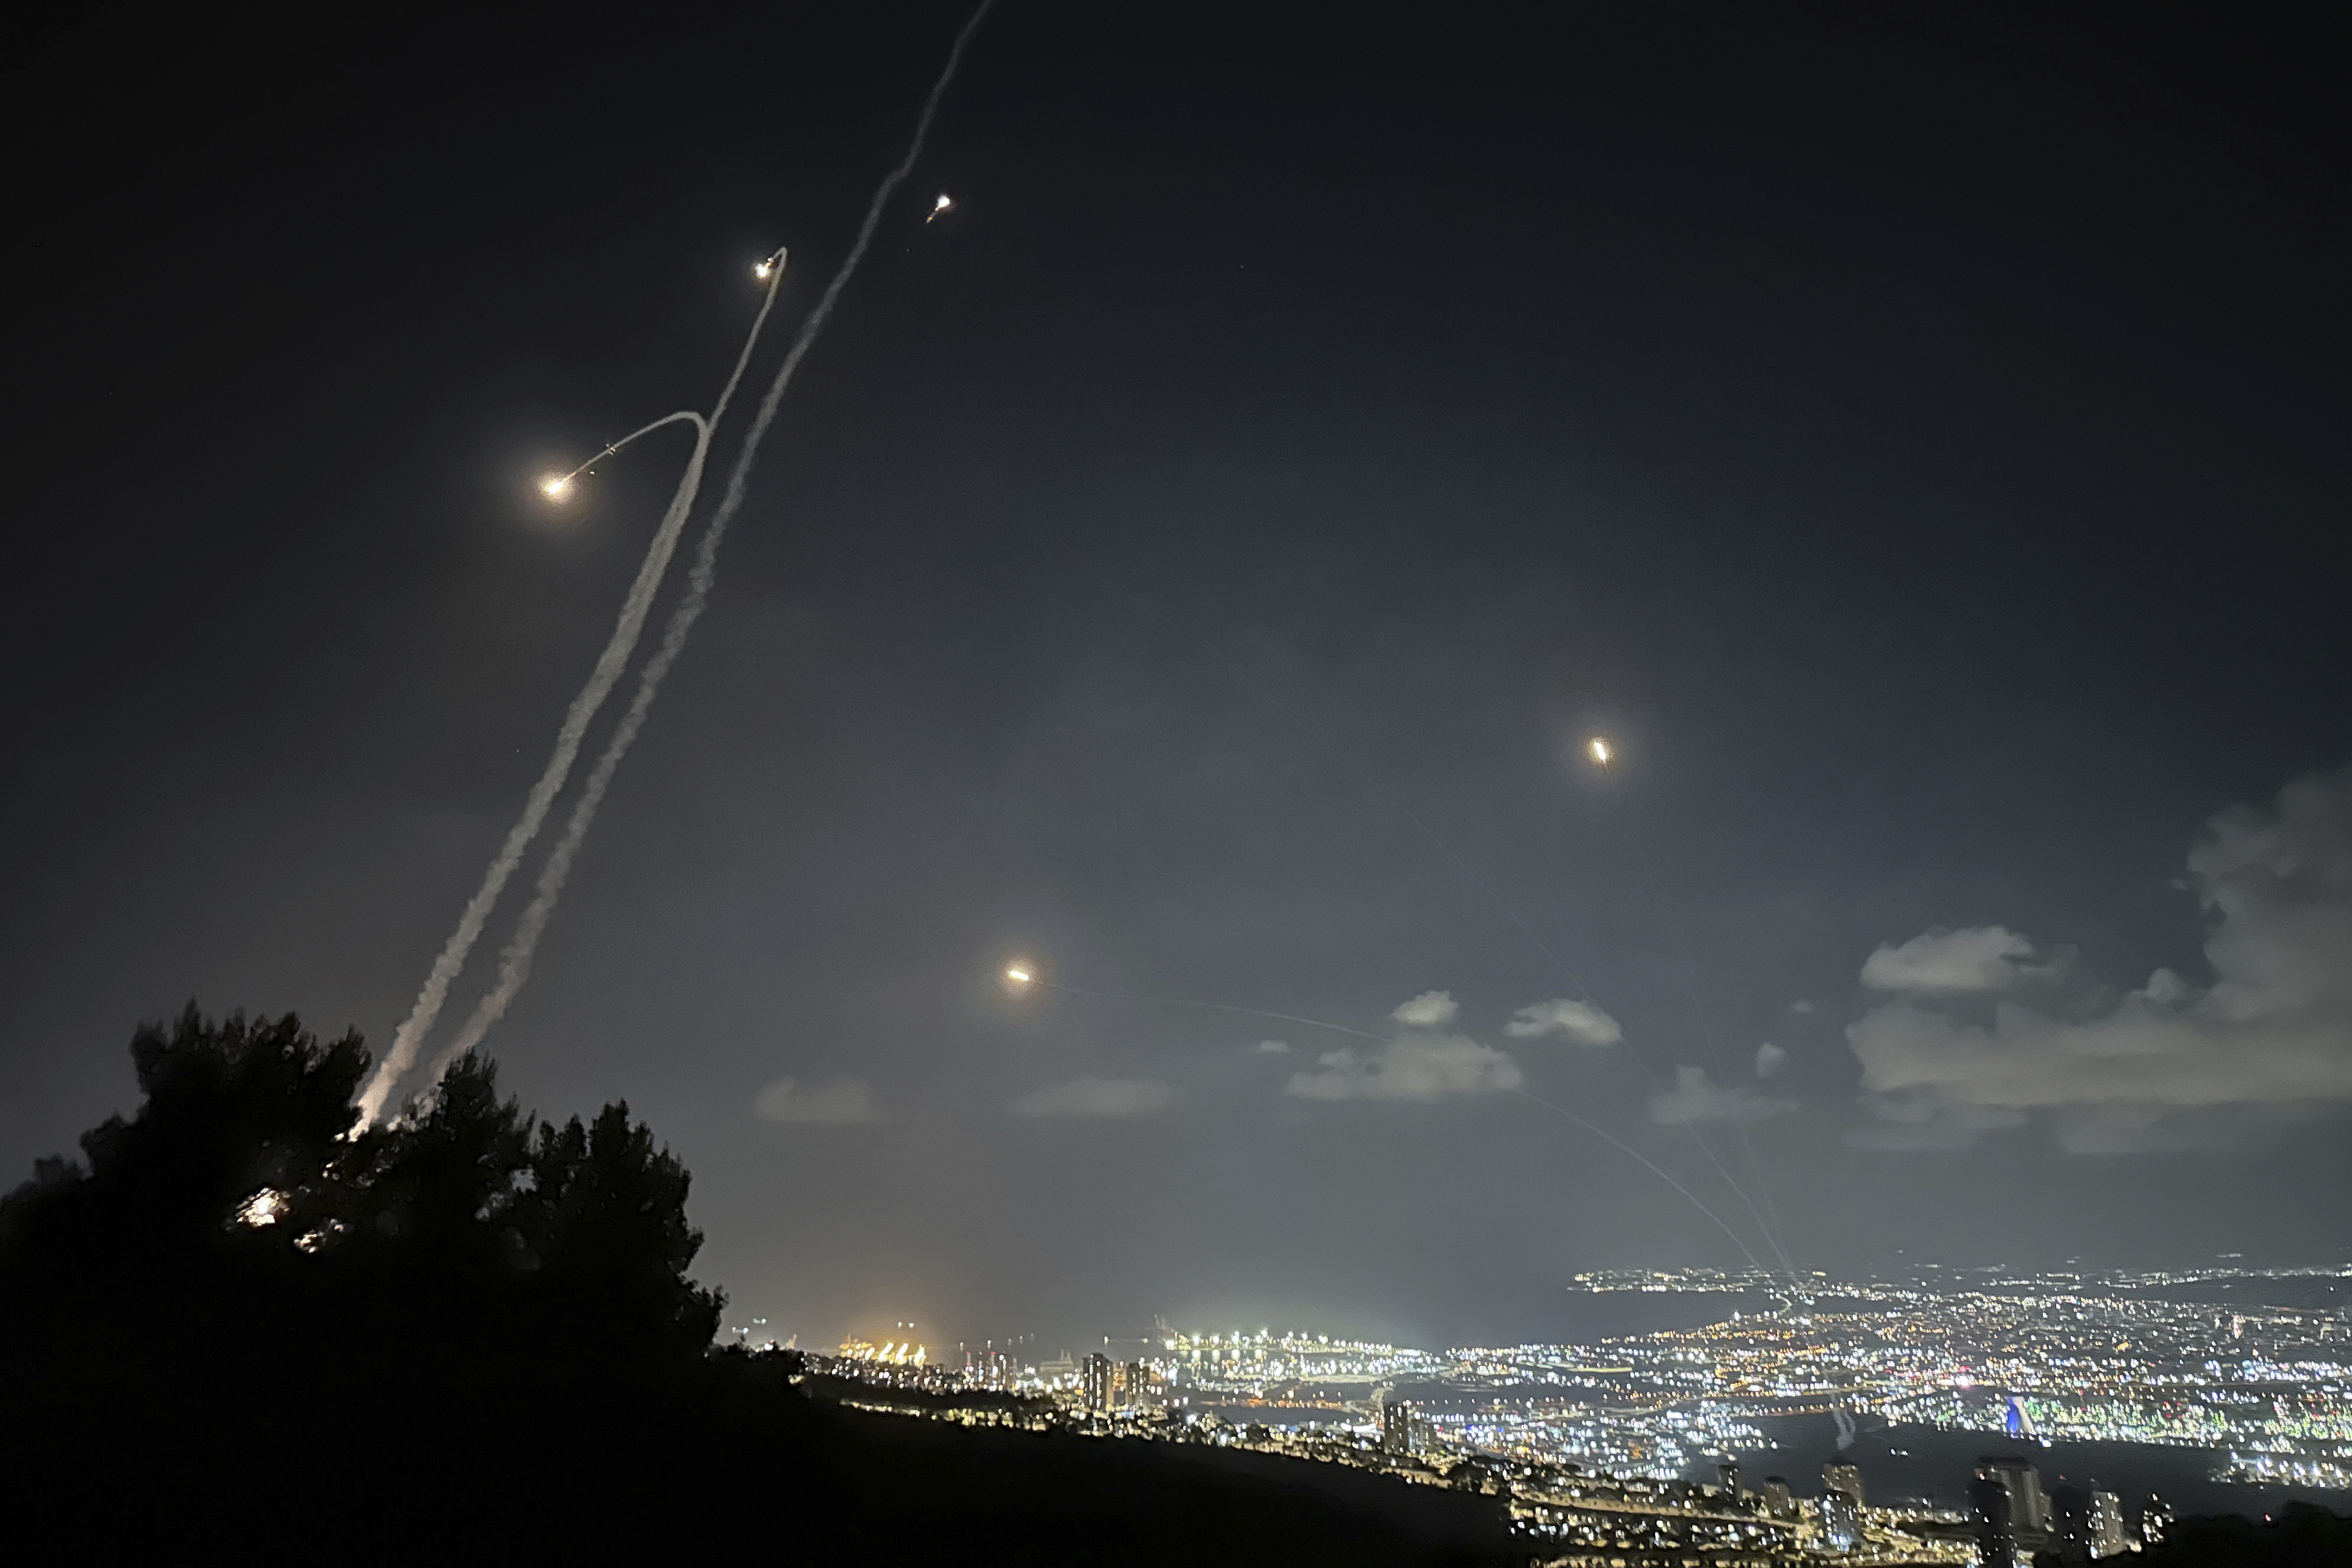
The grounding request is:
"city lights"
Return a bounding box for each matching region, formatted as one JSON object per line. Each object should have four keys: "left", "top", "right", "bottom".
{"left": 798, "top": 1259, "right": 2352, "bottom": 1555}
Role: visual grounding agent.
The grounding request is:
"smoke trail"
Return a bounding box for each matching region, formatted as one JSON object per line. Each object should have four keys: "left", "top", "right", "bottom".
{"left": 359, "top": 264, "right": 792, "bottom": 1126}
{"left": 354, "top": 409, "right": 709, "bottom": 1127}
{"left": 1038, "top": 977, "right": 1762, "bottom": 1268}
{"left": 421, "top": 0, "right": 997, "bottom": 1080}
{"left": 1597, "top": 772, "right": 1802, "bottom": 1285}
{"left": 1179, "top": 629, "right": 1801, "bottom": 1285}
{"left": 1511, "top": 1087, "right": 1765, "bottom": 1273}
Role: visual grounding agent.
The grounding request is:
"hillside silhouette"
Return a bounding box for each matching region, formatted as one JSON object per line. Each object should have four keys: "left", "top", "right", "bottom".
{"left": 0, "top": 1008, "right": 1517, "bottom": 1564}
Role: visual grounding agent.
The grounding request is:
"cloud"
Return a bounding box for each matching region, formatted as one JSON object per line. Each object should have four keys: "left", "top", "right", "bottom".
{"left": 1252, "top": 1039, "right": 1290, "bottom": 1055}
{"left": 1008, "top": 1076, "right": 1175, "bottom": 1119}
{"left": 1391, "top": 990, "right": 1459, "bottom": 1028}
{"left": 1286, "top": 1032, "right": 1522, "bottom": 1103}
{"left": 1847, "top": 768, "right": 2352, "bottom": 1152}
{"left": 1859, "top": 925, "right": 2043, "bottom": 993}
{"left": 1649, "top": 1066, "right": 1796, "bottom": 1125}
{"left": 1789, "top": 998, "right": 1815, "bottom": 1016}
{"left": 1755, "top": 1042, "right": 1788, "bottom": 1078}
{"left": 1505, "top": 997, "right": 1624, "bottom": 1046}
{"left": 753, "top": 1075, "right": 881, "bottom": 1124}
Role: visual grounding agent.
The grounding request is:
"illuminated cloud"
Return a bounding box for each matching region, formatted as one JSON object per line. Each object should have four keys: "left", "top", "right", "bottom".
{"left": 1286, "top": 1032, "right": 1521, "bottom": 1103}
{"left": 753, "top": 1074, "right": 881, "bottom": 1124}
{"left": 1391, "top": 990, "right": 1459, "bottom": 1027}
{"left": 1649, "top": 1066, "right": 1795, "bottom": 1124}
{"left": 1847, "top": 768, "right": 2352, "bottom": 1152}
{"left": 1009, "top": 1076, "right": 1175, "bottom": 1118}
{"left": 1505, "top": 997, "right": 1623, "bottom": 1046}
{"left": 1860, "top": 925, "right": 2044, "bottom": 993}
{"left": 1755, "top": 1042, "right": 1788, "bottom": 1078}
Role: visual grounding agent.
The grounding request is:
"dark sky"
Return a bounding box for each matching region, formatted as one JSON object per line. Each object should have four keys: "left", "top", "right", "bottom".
{"left": 4, "top": 2, "right": 2345, "bottom": 1352}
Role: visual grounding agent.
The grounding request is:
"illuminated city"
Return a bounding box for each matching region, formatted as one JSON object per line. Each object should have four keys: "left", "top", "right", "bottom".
{"left": 791, "top": 1264, "right": 2352, "bottom": 1560}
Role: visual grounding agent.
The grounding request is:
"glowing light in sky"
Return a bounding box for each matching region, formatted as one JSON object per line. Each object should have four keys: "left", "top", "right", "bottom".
{"left": 1005, "top": 966, "right": 1032, "bottom": 985}
{"left": 928, "top": 192, "right": 954, "bottom": 222}
{"left": 752, "top": 258, "right": 774, "bottom": 281}
{"left": 539, "top": 473, "right": 574, "bottom": 502}
{"left": 1588, "top": 736, "right": 1612, "bottom": 765}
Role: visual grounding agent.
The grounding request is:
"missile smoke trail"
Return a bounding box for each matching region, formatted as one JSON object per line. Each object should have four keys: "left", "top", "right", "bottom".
{"left": 1035, "top": 979, "right": 1392, "bottom": 1043}
{"left": 1028, "top": 974, "right": 1762, "bottom": 1268}
{"left": 1509, "top": 1086, "right": 1765, "bottom": 1272}
{"left": 420, "top": 0, "right": 998, "bottom": 1084}
{"left": 357, "top": 265, "right": 791, "bottom": 1127}
{"left": 1181, "top": 631, "right": 1801, "bottom": 1285}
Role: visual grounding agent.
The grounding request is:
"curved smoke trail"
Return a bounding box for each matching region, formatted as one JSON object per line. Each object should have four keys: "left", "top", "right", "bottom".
{"left": 359, "top": 268, "right": 791, "bottom": 1127}
{"left": 422, "top": 0, "right": 997, "bottom": 1082}
{"left": 355, "top": 409, "right": 709, "bottom": 1126}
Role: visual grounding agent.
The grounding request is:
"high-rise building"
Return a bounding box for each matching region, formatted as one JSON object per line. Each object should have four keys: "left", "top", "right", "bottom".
{"left": 2091, "top": 1491, "right": 2127, "bottom": 1559}
{"left": 2051, "top": 1483, "right": 2094, "bottom": 1563}
{"left": 1081, "top": 1352, "right": 1111, "bottom": 1413}
{"left": 2142, "top": 1495, "right": 2174, "bottom": 1549}
{"left": 1972, "top": 1473, "right": 2020, "bottom": 1568}
{"left": 1975, "top": 1456, "right": 2052, "bottom": 1566}
{"left": 1824, "top": 1462, "right": 1864, "bottom": 1508}
{"left": 1107, "top": 1359, "right": 1154, "bottom": 1411}
{"left": 1762, "top": 1477, "right": 1795, "bottom": 1518}
{"left": 1379, "top": 1389, "right": 1414, "bottom": 1455}
{"left": 1820, "top": 1488, "right": 1861, "bottom": 1551}
{"left": 1718, "top": 1462, "right": 1742, "bottom": 1498}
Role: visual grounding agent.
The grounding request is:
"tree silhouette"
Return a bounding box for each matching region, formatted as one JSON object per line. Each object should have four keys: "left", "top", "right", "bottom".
{"left": 0, "top": 1007, "right": 1537, "bottom": 1565}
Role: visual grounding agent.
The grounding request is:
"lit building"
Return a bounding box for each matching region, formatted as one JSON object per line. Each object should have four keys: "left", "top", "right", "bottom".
{"left": 1820, "top": 1488, "right": 1861, "bottom": 1551}
{"left": 1081, "top": 1352, "right": 1111, "bottom": 1413}
{"left": 1975, "top": 1456, "right": 2052, "bottom": 1566}
{"left": 1379, "top": 1389, "right": 1414, "bottom": 1456}
{"left": 1972, "top": 1473, "right": 2020, "bottom": 1568}
{"left": 2091, "top": 1491, "right": 2127, "bottom": 1559}
{"left": 2051, "top": 1485, "right": 2127, "bottom": 1561}
{"left": 1108, "top": 1359, "right": 1153, "bottom": 1411}
{"left": 2142, "top": 1494, "right": 2174, "bottom": 1549}
{"left": 1824, "top": 1461, "right": 1863, "bottom": 1508}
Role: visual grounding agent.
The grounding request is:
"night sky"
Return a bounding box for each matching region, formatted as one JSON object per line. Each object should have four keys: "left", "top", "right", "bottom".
{"left": 4, "top": 3, "right": 2344, "bottom": 1351}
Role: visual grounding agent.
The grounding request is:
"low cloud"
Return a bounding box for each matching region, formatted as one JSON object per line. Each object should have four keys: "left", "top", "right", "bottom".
{"left": 1848, "top": 768, "right": 2352, "bottom": 1152}
{"left": 1287, "top": 1032, "right": 1521, "bottom": 1104}
{"left": 1252, "top": 1039, "right": 1291, "bottom": 1055}
{"left": 1860, "top": 925, "right": 2044, "bottom": 993}
{"left": 1505, "top": 997, "right": 1624, "bottom": 1047}
{"left": 1755, "top": 1042, "right": 1788, "bottom": 1079}
{"left": 1391, "top": 990, "right": 1459, "bottom": 1028}
{"left": 1649, "top": 1066, "right": 1795, "bottom": 1125}
{"left": 1009, "top": 1076, "right": 1175, "bottom": 1119}
{"left": 753, "top": 1075, "right": 881, "bottom": 1124}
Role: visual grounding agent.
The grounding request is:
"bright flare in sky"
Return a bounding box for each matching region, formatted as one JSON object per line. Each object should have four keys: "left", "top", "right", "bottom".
{"left": 1588, "top": 736, "right": 1612, "bottom": 765}
{"left": 928, "top": 192, "right": 954, "bottom": 222}
{"left": 752, "top": 258, "right": 774, "bottom": 281}
{"left": 538, "top": 474, "right": 575, "bottom": 502}
{"left": 1004, "top": 965, "right": 1032, "bottom": 985}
